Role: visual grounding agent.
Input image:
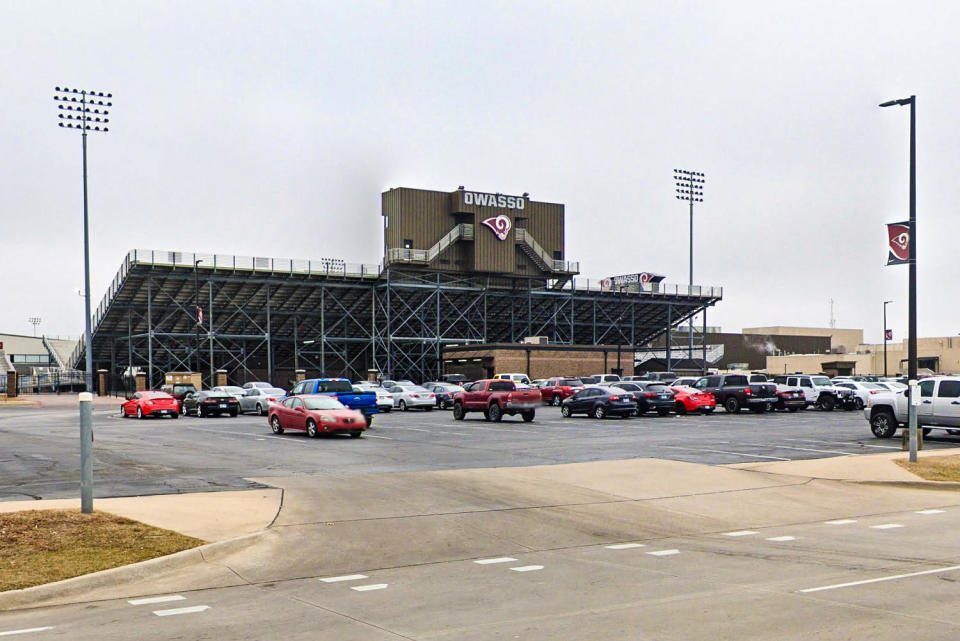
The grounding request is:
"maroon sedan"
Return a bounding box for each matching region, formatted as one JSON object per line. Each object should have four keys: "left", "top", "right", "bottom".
{"left": 120, "top": 391, "right": 180, "bottom": 419}
{"left": 268, "top": 394, "right": 366, "bottom": 438}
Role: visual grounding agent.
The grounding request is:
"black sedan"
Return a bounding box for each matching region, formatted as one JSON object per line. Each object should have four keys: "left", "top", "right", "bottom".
{"left": 182, "top": 390, "right": 240, "bottom": 417}
{"left": 422, "top": 382, "right": 466, "bottom": 409}
{"left": 632, "top": 382, "right": 676, "bottom": 416}
{"left": 560, "top": 386, "right": 636, "bottom": 419}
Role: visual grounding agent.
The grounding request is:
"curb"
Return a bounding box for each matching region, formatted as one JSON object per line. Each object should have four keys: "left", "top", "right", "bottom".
{"left": 852, "top": 479, "right": 960, "bottom": 490}
{"left": 0, "top": 529, "right": 268, "bottom": 612}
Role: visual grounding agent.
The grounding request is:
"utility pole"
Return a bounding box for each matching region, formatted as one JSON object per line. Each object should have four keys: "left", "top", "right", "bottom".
{"left": 674, "top": 169, "right": 704, "bottom": 370}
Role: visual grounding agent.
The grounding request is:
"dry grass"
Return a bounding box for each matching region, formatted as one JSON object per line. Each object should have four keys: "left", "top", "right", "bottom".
{"left": 0, "top": 509, "right": 204, "bottom": 592}
{"left": 896, "top": 454, "right": 960, "bottom": 482}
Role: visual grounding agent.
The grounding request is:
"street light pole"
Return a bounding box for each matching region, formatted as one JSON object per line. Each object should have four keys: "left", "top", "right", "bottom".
{"left": 54, "top": 86, "right": 112, "bottom": 515}
{"left": 194, "top": 259, "right": 203, "bottom": 381}
{"left": 880, "top": 95, "right": 918, "bottom": 461}
{"left": 883, "top": 300, "right": 893, "bottom": 377}
{"left": 674, "top": 169, "right": 705, "bottom": 370}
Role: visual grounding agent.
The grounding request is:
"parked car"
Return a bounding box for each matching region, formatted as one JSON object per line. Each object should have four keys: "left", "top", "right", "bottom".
{"left": 120, "top": 391, "right": 180, "bottom": 419}
{"left": 422, "top": 382, "right": 465, "bottom": 409}
{"left": 590, "top": 374, "right": 622, "bottom": 384}
{"left": 494, "top": 373, "right": 532, "bottom": 389}
{"left": 670, "top": 385, "right": 716, "bottom": 414}
{"left": 440, "top": 373, "right": 468, "bottom": 384}
{"left": 832, "top": 381, "right": 890, "bottom": 410}
{"left": 865, "top": 376, "right": 960, "bottom": 438}
{"left": 268, "top": 395, "right": 365, "bottom": 438}
{"left": 182, "top": 390, "right": 240, "bottom": 417}
{"left": 772, "top": 387, "right": 806, "bottom": 412}
{"left": 452, "top": 379, "right": 540, "bottom": 422}
{"left": 561, "top": 386, "right": 636, "bottom": 419}
{"left": 212, "top": 385, "right": 246, "bottom": 401}
{"left": 388, "top": 383, "right": 436, "bottom": 411}
{"left": 693, "top": 374, "right": 778, "bottom": 414}
{"left": 289, "top": 378, "right": 379, "bottom": 426}
{"left": 242, "top": 381, "right": 275, "bottom": 390}
{"left": 670, "top": 377, "right": 701, "bottom": 387}
{"left": 771, "top": 375, "right": 856, "bottom": 411}
{"left": 354, "top": 383, "right": 394, "bottom": 412}
{"left": 540, "top": 377, "right": 585, "bottom": 406}
{"left": 239, "top": 386, "right": 287, "bottom": 415}
{"left": 632, "top": 382, "right": 677, "bottom": 416}
{"left": 579, "top": 376, "right": 600, "bottom": 385}
{"left": 160, "top": 383, "right": 198, "bottom": 414}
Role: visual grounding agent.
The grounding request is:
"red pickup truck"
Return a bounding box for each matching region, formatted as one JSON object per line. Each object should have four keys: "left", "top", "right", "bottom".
{"left": 452, "top": 379, "right": 540, "bottom": 422}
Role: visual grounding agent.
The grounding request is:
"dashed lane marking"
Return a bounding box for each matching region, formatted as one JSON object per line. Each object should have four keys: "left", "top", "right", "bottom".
{"left": 798, "top": 564, "right": 960, "bottom": 593}
{"left": 723, "top": 530, "right": 759, "bottom": 537}
{"left": 510, "top": 565, "right": 544, "bottom": 572}
{"left": 128, "top": 595, "right": 186, "bottom": 605}
{"left": 474, "top": 557, "right": 517, "bottom": 564}
{"left": 660, "top": 445, "right": 791, "bottom": 461}
{"left": 0, "top": 629, "right": 55, "bottom": 637}
{"left": 870, "top": 523, "right": 904, "bottom": 530}
{"left": 776, "top": 445, "right": 860, "bottom": 456}
{"left": 606, "top": 543, "right": 645, "bottom": 550}
{"left": 766, "top": 536, "right": 797, "bottom": 542}
{"left": 916, "top": 509, "right": 946, "bottom": 515}
{"left": 363, "top": 434, "right": 394, "bottom": 440}
{"left": 825, "top": 519, "right": 857, "bottom": 525}
{"left": 647, "top": 549, "right": 680, "bottom": 556}
{"left": 351, "top": 584, "right": 389, "bottom": 591}
{"left": 320, "top": 574, "right": 368, "bottom": 583}
{"left": 153, "top": 605, "right": 210, "bottom": 617}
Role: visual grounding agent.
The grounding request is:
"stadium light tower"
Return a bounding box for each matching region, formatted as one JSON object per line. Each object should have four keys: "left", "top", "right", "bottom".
{"left": 28, "top": 317, "right": 42, "bottom": 337}
{"left": 54, "top": 86, "right": 113, "bottom": 394}
{"left": 674, "top": 169, "right": 705, "bottom": 368}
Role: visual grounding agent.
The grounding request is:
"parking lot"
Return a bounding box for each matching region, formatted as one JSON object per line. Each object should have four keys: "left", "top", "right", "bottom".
{"left": 2, "top": 402, "right": 958, "bottom": 502}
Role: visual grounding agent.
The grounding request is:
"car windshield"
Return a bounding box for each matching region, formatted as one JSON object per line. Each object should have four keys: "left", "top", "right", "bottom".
{"left": 316, "top": 380, "right": 353, "bottom": 393}
{"left": 559, "top": 379, "right": 583, "bottom": 386}
{"left": 304, "top": 397, "right": 346, "bottom": 410}
{"left": 812, "top": 377, "right": 832, "bottom": 386}
{"left": 204, "top": 392, "right": 231, "bottom": 398}
{"left": 222, "top": 387, "right": 244, "bottom": 394}
{"left": 646, "top": 384, "right": 670, "bottom": 392}
{"left": 143, "top": 392, "right": 172, "bottom": 399}
{"left": 265, "top": 388, "right": 286, "bottom": 396}
{"left": 402, "top": 385, "right": 429, "bottom": 393}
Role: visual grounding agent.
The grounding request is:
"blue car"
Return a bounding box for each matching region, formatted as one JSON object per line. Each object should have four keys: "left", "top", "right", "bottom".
{"left": 289, "top": 378, "right": 379, "bottom": 426}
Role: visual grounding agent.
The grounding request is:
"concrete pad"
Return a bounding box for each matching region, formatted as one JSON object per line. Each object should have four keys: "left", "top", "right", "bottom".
{"left": 726, "top": 449, "right": 939, "bottom": 482}
{"left": 0, "top": 489, "right": 281, "bottom": 542}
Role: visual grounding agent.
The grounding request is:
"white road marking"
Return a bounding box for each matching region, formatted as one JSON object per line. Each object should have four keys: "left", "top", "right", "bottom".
{"left": 510, "top": 565, "right": 544, "bottom": 572}
{"left": 870, "top": 523, "right": 904, "bottom": 530}
{"left": 320, "top": 574, "right": 368, "bottom": 583}
{"left": 766, "top": 536, "right": 797, "bottom": 542}
{"left": 916, "top": 509, "right": 945, "bottom": 515}
{"left": 723, "top": 530, "right": 759, "bottom": 537}
{"left": 153, "top": 605, "right": 210, "bottom": 616}
{"left": 351, "top": 583, "right": 389, "bottom": 591}
{"left": 606, "top": 543, "right": 646, "bottom": 550}
{"left": 661, "top": 445, "right": 791, "bottom": 461}
{"left": 0, "top": 629, "right": 55, "bottom": 637}
{"left": 776, "top": 445, "right": 858, "bottom": 456}
{"left": 825, "top": 519, "right": 857, "bottom": 525}
{"left": 128, "top": 595, "right": 186, "bottom": 605}
{"left": 780, "top": 437, "right": 901, "bottom": 450}
{"left": 647, "top": 549, "right": 680, "bottom": 556}
{"left": 798, "top": 564, "right": 960, "bottom": 593}
{"left": 474, "top": 557, "right": 517, "bottom": 564}
{"left": 363, "top": 434, "right": 393, "bottom": 440}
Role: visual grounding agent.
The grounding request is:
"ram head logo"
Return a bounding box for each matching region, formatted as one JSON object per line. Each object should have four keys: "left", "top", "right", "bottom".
{"left": 480, "top": 215, "right": 511, "bottom": 241}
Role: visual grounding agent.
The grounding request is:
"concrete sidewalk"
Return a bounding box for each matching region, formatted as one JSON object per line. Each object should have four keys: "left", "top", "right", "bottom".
{"left": 726, "top": 448, "right": 958, "bottom": 483}
{"left": 0, "top": 393, "right": 123, "bottom": 410}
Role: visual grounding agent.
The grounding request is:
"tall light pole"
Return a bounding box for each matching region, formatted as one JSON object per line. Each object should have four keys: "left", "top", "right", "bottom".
{"left": 883, "top": 300, "right": 893, "bottom": 377}
{"left": 194, "top": 259, "right": 203, "bottom": 380}
{"left": 674, "top": 169, "right": 705, "bottom": 370}
{"left": 54, "top": 86, "right": 112, "bottom": 394}
{"left": 880, "top": 95, "right": 918, "bottom": 461}
{"left": 28, "top": 317, "right": 42, "bottom": 337}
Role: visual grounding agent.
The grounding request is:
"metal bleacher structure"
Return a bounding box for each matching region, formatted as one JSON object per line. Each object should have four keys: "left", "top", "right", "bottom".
{"left": 70, "top": 249, "right": 722, "bottom": 390}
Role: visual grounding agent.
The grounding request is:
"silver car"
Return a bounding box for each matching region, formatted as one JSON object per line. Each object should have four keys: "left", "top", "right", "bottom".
{"left": 390, "top": 384, "right": 435, "bottom": 411}
{"left": 212, "top": 385, "right": 246, "bottom": 401}
{"left": 239, "top": 387, "right": 287, "bottom": 415}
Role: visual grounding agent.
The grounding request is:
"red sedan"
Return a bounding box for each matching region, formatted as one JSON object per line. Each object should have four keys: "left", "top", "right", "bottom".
{"left": 670, "top": 386, "right": 716, "bottom": 415}
{"left": 120, "top": 391, "right": 180, "bottom": 419}
{"left": 268, "top": 394, "right": 366, "bottom": 438}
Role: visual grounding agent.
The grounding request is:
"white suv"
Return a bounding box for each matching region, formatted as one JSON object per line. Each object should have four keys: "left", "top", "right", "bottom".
{"left": 866, "top": 376, "right": 960, "bottom": 438}
{"left": 771, "top": 374, "right": 854, "bottom": 411}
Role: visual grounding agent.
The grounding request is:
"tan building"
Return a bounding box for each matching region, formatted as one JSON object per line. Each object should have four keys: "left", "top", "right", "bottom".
{"left": 744, "top": 326, "right": 863, "bottom": 352}
{"left": 765, "top": 334, "right": 960, "bottom": 376}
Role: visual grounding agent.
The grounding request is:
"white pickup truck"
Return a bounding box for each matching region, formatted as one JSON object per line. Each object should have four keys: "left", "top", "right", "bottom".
{"left": 865, "top": 376, "right": 960, "bottom": 438}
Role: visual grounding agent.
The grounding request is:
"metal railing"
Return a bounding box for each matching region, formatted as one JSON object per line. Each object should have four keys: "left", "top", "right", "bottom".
{"left": 386, "top": 224, "right": 475, "bottom": 265}
{"left": 514, "top": 229, "right": 579, "bottom": 273}
{"left": 547, "top": 278, "right": 723, "bottom": 298}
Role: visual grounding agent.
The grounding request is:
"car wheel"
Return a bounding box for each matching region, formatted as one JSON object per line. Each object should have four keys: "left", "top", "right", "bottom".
{"left": 120, "top": 405, "right": 127, "bottom": 418}
{"left": 364, "top": 415, "right": 373, "bottom": 428}
{"left": 256, "top": 403, "right": 264, "bottom": 416}
{"left": 819, "top": 395, "right": 836, "bottom": 412}
{"left": 306, "top": 419, "right": 319, "bottom": 438}
{"left": 196, "top": 405, "right": 204, "bottom": 418}
{"left": 382, "top": 406, "right": 391, "bottom": 413}
{"left": 561, "top": 405, "right": 572, "bottom": 418}
{"left": 674, "top": 402, "right": 687, "bottom": 415}
{"left": 521, "top": 410, "right": 535, "bottom": 422}
{"left": 229, "top": 409, "right": 238, "bottom": 417}
{"left": 453, "top": 403, "right": 465, "bottom": 420}
{"left": 854, "top": 397, "right": 864, "bottom": 410}
{"left": 271, "top": 415, "right": 284, "bottom": 434}
{"left": 137, "top": 406, "right": 144, "bottom": 420}
{"left": 399, "top": 400, "right": 407, "bottom": 412}
{"left": 869, "top": 410, "right": 897, "bottom": 438}
{"left": 489, "top": 403, "right": 503, "bottom": 422}
{"left": 593, "top": 405, "right": 606, "bottom": 419}
{"left": 657, "top": 408, "right": 671, "bottom": 417}
{"left": 349, "top": 430, "right": 363, "bottom": 438}
{"left": 551, "top": 395, "right": 560, "bottom": 407}
{"left": 724, "top": 397, "right": 741, "bottom": 413}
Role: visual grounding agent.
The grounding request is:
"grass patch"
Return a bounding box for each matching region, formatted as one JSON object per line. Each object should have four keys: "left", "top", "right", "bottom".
{"left": 0, "top": 509, "right": 204, "bottom": 592}
{"left": 896, "top": 454, "right": 960, "bottom": 482}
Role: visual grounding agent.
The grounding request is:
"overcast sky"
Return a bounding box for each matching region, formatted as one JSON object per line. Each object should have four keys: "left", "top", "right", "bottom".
{"left": 3, "top": 1, "right": 957, "bottom": 344}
